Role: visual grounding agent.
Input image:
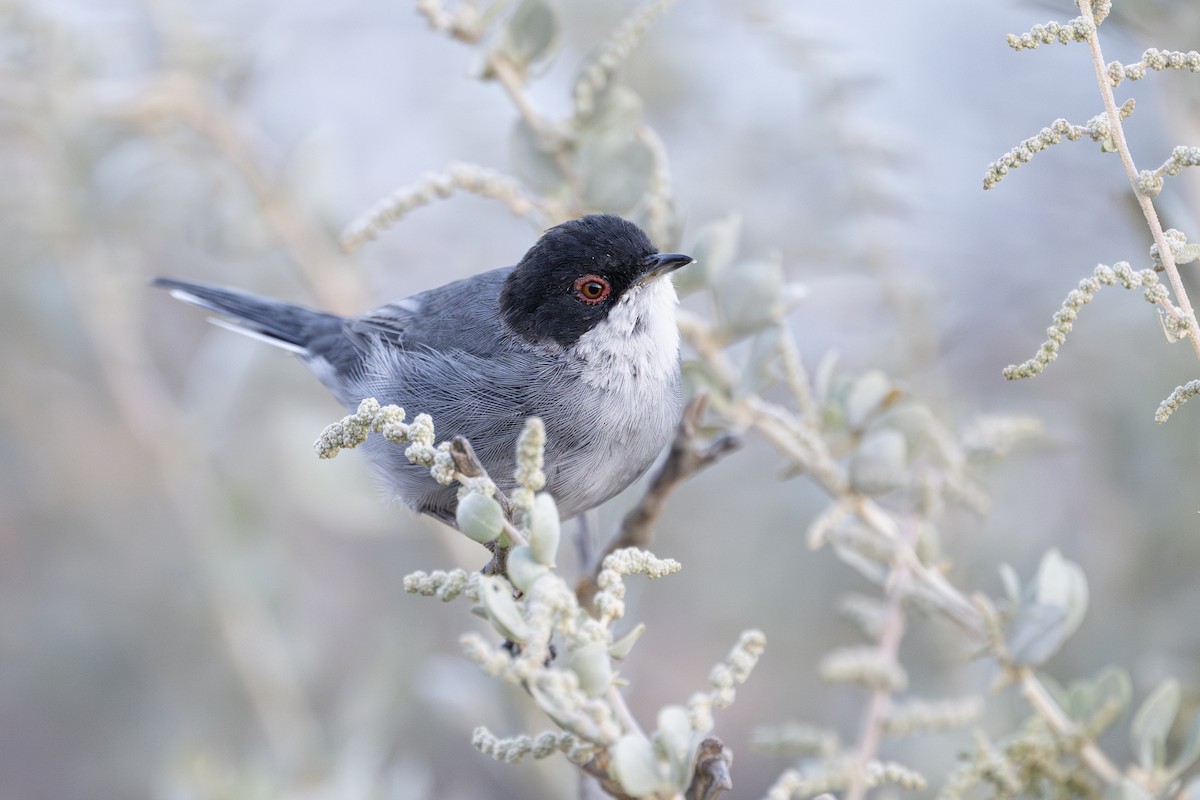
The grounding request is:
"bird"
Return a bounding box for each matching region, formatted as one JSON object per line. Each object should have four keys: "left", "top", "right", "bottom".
{"left": 153, "top": 214, "right": 694, "bottom": 524}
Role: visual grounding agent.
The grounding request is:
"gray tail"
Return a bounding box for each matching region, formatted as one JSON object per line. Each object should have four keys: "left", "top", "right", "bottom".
{"left": 151, "top": 277, "right": 345, "bottom": 359}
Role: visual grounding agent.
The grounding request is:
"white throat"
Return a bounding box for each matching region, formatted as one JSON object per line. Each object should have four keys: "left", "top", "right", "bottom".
{"left": 571, "top": 277, "right": 680, "bottom": 390}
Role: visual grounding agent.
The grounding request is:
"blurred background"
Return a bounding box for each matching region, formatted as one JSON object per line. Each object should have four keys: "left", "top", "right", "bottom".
{"left": 4, "top": 0, "right": 1200, "bottom": 797}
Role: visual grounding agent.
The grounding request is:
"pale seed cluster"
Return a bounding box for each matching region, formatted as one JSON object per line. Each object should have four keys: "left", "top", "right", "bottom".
{"left": 1003, "top": 263, "right": 1162, "bottom": 380}
{"left": 982, "top": 101, "right": 1134, "bottom": 190}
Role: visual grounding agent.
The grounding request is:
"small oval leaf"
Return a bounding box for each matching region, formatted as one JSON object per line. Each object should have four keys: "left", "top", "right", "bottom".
{"left": 509, "top": 119, "right": 568, "bottom": 194}
{"left": 1131, "top": 678, "right": 1181, "bottom": 772}
{"left": 845, "top": 370, "right": 892, "bottom": 430}
{"left": 848, "top": 428, "right": 909, "bottom": 496}
{"left": 577, "top": 134, "right": 654, "bottom": 212}
{"left": 478, "top": 575, "right": 530, "bottom": 643}
{"left": 675, "top": 214, "right": 742, "bottom": 295}
{"left": 506, "top": 545, "right": 549, "bottom": 593}
{"left": 612, "top": 734, "right": 665, "bottom": 797}
{"left": 657, "top": 704, "right": 694, "bottom": 785}
{"left": 1167, "top": 710, "right": 1200, "bottom": 781}
{"left": 1104, "top": 778, "right": 1152, "bottom": 800}
{"left": 498, "top": 0, "right": 560, "bottom": 74}
{"left": 528, "top": 492, "right": 561, "bottom": 566}
{"left": 713, "top": 250, "right": 787, "bottom": 339}
{"left": 567, "top": 642, "right": 612, "bottom": 698}
{"left": 1035, "top": 549, "right": 1089, "bottom": 640}
{"left": 1007, "top": 602, "right": 1067, "bottom": 666}
{"left": 456, "top": 492, "right": 504, "bottom": 544}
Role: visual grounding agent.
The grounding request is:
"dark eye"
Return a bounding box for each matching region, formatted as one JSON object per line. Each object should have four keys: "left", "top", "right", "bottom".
{"left": 573, "top": 275, "right": 611, "bottom": 304}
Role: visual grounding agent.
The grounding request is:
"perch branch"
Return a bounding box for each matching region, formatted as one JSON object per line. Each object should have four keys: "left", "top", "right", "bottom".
{"left": 686, "top": 737, "right": 734, "bottom": 800}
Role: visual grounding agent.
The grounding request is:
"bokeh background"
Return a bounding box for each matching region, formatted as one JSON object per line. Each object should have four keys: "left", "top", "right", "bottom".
{"left": 4, "top": 0, "right": 1200, "bottom": 798}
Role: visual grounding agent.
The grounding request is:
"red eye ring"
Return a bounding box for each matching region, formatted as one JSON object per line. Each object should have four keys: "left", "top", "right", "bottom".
{"left": 573, "top": 275, "right": 611, "bottom": 304}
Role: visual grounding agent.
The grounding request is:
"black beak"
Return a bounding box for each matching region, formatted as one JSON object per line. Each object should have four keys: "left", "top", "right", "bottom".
{"left": 636, "top": 252, "right": 695, "bottom": 285}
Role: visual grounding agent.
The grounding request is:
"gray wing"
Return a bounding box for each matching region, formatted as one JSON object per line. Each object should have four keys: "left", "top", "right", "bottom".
{"left": 345, "top": 266, "right": 515, "bottom": 357}
{"left": 346, "top": 342, "right": 580, "bottom": 520}
{"left": 338, "top": 265, "right": 590, "bottom": 518}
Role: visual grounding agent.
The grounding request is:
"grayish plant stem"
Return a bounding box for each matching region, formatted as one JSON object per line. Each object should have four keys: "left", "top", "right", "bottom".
{"left": 1078, "top": 0, "right": 1200, "bottom": 359}
{"left": 844, "top": 517, "right": 918, "bottom": 800}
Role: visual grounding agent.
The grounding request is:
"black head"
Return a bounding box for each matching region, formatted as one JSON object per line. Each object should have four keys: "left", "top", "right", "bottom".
{"left": 499, "top": 214, "right": 693, "bottom": 348}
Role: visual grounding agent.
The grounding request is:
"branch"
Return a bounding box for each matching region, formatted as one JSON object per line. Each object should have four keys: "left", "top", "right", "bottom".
{"left": 448, "top": 435, "right": 515, "bottom": 517}
{"left": 685, "top": 737, "right": 734, "bottom": 800}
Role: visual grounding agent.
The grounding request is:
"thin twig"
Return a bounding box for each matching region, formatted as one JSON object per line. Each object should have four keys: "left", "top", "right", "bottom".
{"left": 844, "top": 517, "right": 917, "bottom": 800}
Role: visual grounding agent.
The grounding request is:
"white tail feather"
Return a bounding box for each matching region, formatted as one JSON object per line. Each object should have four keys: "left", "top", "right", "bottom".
{"left": 207, "top": 317, "right": 310, "bottom": 355}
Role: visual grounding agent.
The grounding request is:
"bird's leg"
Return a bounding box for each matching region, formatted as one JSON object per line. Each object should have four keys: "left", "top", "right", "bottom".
{"left": 575, "top": 508, "right": 599, "bottom": 570}
{"left": 574, "top": 394, "right": 741, "bottom": 611}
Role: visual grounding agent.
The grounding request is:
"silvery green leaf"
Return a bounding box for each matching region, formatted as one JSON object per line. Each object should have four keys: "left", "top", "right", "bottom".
{"left": 506, "top": 545, "right": 549, "bottom": 593}
{"left": 714, "top": 250, "right": 787, "bottom": 339}
{"left": 657, "top": 704, "right": 694, "bottom": 787}
{"left": 612, "top": 734, "right": 665, "bottom": 797}
{"left": 844, "top": 370, "right": 892, "bottom": 430}
{"left": 609, "top": 623, "right": 646, "bottom": 660}
{"left": 1034, "top": 549, "right": 1088, "bottom": 641}
{"left": 1167, "top": 709, "right": 1200, "bottom": 782}
{"left": 509, "top": 119, "right": 567, "bottom": 194}
{"left": 577, "top": 83, "right": 644, "bottom": 136}
{"left": 848, "top": 428, "right": 908, "bottom": 496}
{"left": 456, "top": 492, "right": 504, "bottom": 544}
{"left": 528, "top": 492, "right": 561, "bottom": 566}
{"left": 814, "top": 351, "right": 841, "bottom": 407}
{"left": 567, "top": 642, "right": 612, "bottom": 698}
{"left": 681, "top": 360, "right": 732, "bottom": 416}
{"left": 1180, "top": 779, "right": 1200, "bottom": 800}
{"left": 497, "top": 0, "right": 560, "bottom": 75}
{"left": 1104, "top": 778, "right": 1152, "bottom": 800}
{"left": 478, "top": 575, "right": 530, "bottom": 643}
{"left": 871, "top": 404, "right": 938, "bottom": 452}
{"left": 998, "top": 563, "right": 1022, "bottom": 608}
{"left": 577, "top": 134, "right": 653, "bottom": 211}
{"left": 1006, "top": 602, "right": 1067, "bottom": 666}
{"left": 675, "top": 214, "right": 741, "bottom": 295}
{"left": 1131, "top": 678, "right": 1180, "bottom": 771}
{"left": 1066, "top": 666, "right": 1131, "bottom": 729}
{"left": 739, "top": 326, "right": 781, "bottom": 394}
